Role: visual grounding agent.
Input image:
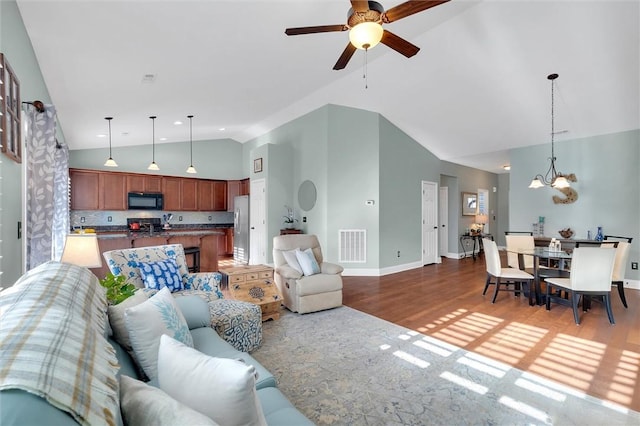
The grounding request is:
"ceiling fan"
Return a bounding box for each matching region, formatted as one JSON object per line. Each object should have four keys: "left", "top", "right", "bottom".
{"left": 285, "top": 0, "right": 451, "bottom": 70}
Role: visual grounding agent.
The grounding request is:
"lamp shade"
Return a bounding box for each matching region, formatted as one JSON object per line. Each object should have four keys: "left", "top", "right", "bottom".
{"left": 349, "top": 22, "right": 383, "bottom": 50}
{"left": 475, "top": 213, "right": 489, "bottom": 225}
{"left": 61, "top": 234, "right": 102, "bottom": 268}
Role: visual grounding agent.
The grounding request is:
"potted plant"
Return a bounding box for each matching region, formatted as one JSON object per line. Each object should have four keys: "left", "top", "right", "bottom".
{"left": 283, "top": 205, "right": 298, "bottom": 229}
{"left": 99, "top": 272, "right": 136, "bottom": 305}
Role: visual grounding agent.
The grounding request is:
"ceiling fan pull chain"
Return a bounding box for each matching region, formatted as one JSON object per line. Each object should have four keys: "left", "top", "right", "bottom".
{"left": 363, "top": 47, "right": 369, "bottom": 89}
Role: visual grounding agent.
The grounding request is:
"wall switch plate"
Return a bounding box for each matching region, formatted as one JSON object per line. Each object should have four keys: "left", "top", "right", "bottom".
{"left": 80, "top": 217, "right": 85, "bottom": 223}
{"left": 179, "top": 216, "right": 183, "bottom": 221}
{"left": 303, "top": 217, "right": 307, "bottom": 223}
{"left": 632, "top": 262, "right": 638, "bottom": 270}
{"left": 107, "top": 216, "right": 112, "bottom": 222}
{"left": 366, "top": 200, "right": 375, "bottom": 206}
{"left": 208, "top": 216, "right": 212, "bottom": 221}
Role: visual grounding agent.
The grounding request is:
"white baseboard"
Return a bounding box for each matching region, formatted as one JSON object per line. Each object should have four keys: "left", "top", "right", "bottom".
{"left": 624, "top": 279, "right": 640, "bottom": 290}
{"left": 343, "top": 260, "right": 425, "bottom": 277}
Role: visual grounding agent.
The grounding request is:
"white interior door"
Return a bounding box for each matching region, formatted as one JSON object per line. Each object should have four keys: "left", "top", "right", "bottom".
{"left": 422, "top": 181, "right": 438, "bottom": 265}
{"left": 249, "top": 178, "right": 266, "bottom": 265}
{"left": 439, "top": 187, "right": 448, "bottom": 256}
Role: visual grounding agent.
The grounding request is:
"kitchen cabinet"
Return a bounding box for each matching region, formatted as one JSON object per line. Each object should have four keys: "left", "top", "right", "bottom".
{"left": 200, "top": 235, "right": 219, "bottom": 272}
{"left": 132, "top": 236, "right": 169, "bottom": 248}
{"left": 70, "top": 169, "right": 99, "bottom": 210}
{"left": 181, "top": 179, "right": 198, "bottom": 211}
{"left": 226, "top": 228, "right": 234, "bottom": 255}
{"left": 127, "top": 174, "right": 162, "bottom": 193}
{"left": 100, "top": 173, "right": 127, "bottom": 210}
{"left": 227, "top": 180, "right": 240, "bottom": 212}
{"left": 213, "top": 180, "right": 227, "bottom": 211}
{"left": 162, "top": 177, "right": 181, "bottom": 210}
{"left": 240, "top": 178, "right": 250, "bottom": 195}
{"left": 197, "top": 180, "right": 214, "bottom": 211}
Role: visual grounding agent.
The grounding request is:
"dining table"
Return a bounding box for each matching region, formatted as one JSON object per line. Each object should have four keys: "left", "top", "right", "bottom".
{"left": 507, "top": 247, "right": 572, "bottom": 305}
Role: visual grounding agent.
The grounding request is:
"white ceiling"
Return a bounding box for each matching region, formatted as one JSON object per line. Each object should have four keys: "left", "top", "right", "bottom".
{"left": 16, "top": 0, "right": 640, "bottom": 174}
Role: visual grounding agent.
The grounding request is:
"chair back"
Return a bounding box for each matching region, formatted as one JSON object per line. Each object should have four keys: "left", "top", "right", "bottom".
{"left": 103, "top": 244, "right": 189, "bottom": 288}
{"left": 483, "top": 238, "right": 502, "bottom": 276}
{"left": 604, "top": 235, "right": 633, "bottom": 243}
{"left": 569, "top": 247, "right": 616, "bottom": 292}
{"left": 612, "top": 242, "right": 631, "bottom": 281}
{"left": 505, "top": 235, "right": 534, "bottom": 269}
{"left": 273, "top": 234, "right": 324, "bottom": 268}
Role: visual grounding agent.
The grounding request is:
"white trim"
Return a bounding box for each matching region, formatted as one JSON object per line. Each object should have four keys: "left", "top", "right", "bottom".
{"left": 342, "top": 260, "right": 425, "bottom": 277}
{"left": 624, "top": 279, "right": 640, "bottom": 290}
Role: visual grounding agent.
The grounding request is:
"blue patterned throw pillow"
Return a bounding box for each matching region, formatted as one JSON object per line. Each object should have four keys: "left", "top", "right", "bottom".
{"left": 139, "top": 259, "right": 183, "bottom": 292}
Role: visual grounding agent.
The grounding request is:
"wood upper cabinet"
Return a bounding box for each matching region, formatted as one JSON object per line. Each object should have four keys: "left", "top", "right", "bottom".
{"left": 127, "top": 174, "right": 162, "bottom": 193}
{"left": 227, "top": 180, "right": 240, "bottom": 212}
{"left": 181, "top": 178, "right": 198, "bottom": 211}
{"left": 240, "top": 178, "right": 250, "bottom": 195}
{"left": 70, "top": 169, "right": 99, "bottom": 210}
{"left": 162, "top": 177, "right": 182, "bottom": 211}
{"left": 197, "top": 180, "right": 214, "bottom": 211}
{"left": 100, "top": 173, "right": 127, "bottom": 210}
{"left": 213, "top": 181, "right": 227, "bottom": 211}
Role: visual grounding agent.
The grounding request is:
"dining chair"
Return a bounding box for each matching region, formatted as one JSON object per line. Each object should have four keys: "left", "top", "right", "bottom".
{"left": 604, "top": 235, "right": 633, "bottom": 243}
{"left": 611, "top": 241, "right": 631, "bottom": 308}
{"left": 544, "top": 247, "right": 616, "bottom": 325}
{"left": 482, "top": 238, "right": 534, "bottom": 305}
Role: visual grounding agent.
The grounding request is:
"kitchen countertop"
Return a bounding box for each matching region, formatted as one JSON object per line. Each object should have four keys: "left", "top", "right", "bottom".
{"left": 96, "top": 229, "right": 227, "bottom": 239}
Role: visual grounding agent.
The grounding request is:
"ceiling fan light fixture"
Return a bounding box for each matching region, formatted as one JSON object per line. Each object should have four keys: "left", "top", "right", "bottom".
{"left": 349, "top": 22, "right": 383, "bottom": 50}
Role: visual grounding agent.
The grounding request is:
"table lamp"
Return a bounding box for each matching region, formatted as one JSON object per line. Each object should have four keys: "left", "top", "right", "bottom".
{"left": 475, "top": 213, "right": 489, "bottom": 234}
{"left": 60, "top": 233, "right": 102, "bottom": 268}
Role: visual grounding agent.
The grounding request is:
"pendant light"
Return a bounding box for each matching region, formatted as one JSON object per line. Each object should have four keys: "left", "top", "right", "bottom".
{"left": 528, "top": 73, "right": 570, "bottom": 189}
{"left": 186, "top": 115, "right": 197, "bottom": 174}
{"left": 148, "top": 115, "right": 159, "bottom": 171}
{"left": 103, "top": 117, "right": 118, "bottom": 167}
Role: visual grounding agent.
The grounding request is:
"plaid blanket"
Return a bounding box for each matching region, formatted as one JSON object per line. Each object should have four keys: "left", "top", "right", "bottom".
{"left": 0, "top": 261, "right": 119, "bottom": 426}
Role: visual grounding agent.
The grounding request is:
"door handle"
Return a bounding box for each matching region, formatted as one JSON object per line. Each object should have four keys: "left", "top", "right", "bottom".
{"left": 433, "top": 226, "right": 438, "bottom": 229}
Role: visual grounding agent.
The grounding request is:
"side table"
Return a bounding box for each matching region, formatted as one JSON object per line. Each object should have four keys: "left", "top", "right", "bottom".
{"left": 460, "top": 234, "right": 493, "bottom": 260}
{"left": 219, "top": 264, "right": 282, "bottom": 321}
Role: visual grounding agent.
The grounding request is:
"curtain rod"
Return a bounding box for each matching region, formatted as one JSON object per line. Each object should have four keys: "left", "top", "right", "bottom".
{"left": 21, "top": 100, "right": 45, "bottom": 113}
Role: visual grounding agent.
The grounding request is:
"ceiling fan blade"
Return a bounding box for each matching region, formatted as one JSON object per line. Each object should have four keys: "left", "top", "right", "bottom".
{"left": 350, "top": 0, "right": 370, "bottom": 13}
{"left": 333, "top": 43, "right": 357, "bottom": 70}
{"left": 380, "top": 30, "right": 420, "bottom": 57}
{"left": 382, "top": 0, "right": 450, "bottom": 23}
{"left": 285, "top": 24, "right": 348, "bottom": 36}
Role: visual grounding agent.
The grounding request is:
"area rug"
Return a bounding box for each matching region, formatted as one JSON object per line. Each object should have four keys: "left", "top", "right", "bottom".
{"left": 251, "top": 306, "right": 640, "bottom": 425}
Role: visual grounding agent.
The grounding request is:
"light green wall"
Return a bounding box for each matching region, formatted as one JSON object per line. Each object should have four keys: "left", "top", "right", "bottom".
{"left": 69, "top": 138, "right": 244, "bottom": 180}
{"left": 0, "top": 0, "right": 53, "bottom": 286}
{"left": 379, "top": 115, "right": 440, "bottom": 268}
{"left": 510, "top": 129, "right": 640, "bottom": 280}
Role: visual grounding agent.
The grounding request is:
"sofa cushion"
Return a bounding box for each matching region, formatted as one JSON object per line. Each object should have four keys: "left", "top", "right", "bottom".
{"left": 295, "top": 248, "right": 321, "bottom": 276}
{"left": 190, "top": 326, "right": 276, "bottom": 390}
{"left": 108, "top": 289, "right": 148, "bottom": 352}
{"left": 125, "top": 287, "right": 193, "bottom": 380}
{"left": 173, "top": 294, "right": 212, "bottom": 329}
{"left": 139, "top": 258, "right": 183, "bottom": 292}
{"left": 157, "top": 335, "right": 267, "bottom": 426}
{"left": 119, "top": 375, "right": 218, "bottom": 426}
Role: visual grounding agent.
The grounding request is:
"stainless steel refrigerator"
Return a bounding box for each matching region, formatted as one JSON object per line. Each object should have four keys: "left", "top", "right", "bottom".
{"left": 233, "top": 195, "right": 250, "bottom": 264}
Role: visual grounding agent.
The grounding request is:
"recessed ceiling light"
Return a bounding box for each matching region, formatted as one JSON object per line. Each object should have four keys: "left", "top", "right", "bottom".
{"left": 503, "top": 165, "right": 511, "bottom": 171}
{"left": 174, "top": 121, "right": 183, "bottom": 125}
{"left": 96, "top": 134, "right": 106, "bottom": 138}
{"left": 121, "top": 132, "right": 129, "bottom": 136}
{"left": 159, "top": 137, "right": 167, "bottom": 141}
{"left": 141, "top": 73, "right": 156, "bottom": 83}
{"left": 219, "top": 127, "right": 225, "bottom": 131}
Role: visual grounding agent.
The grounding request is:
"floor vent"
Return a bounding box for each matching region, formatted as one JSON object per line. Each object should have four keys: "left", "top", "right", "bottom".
{"left": 339, "top": 229, "right": 366, "bottom": 263}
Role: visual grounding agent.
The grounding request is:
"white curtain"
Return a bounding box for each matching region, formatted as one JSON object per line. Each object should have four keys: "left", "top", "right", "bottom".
{"left": 24, "top": 104, "right": 69, "bottom": 270}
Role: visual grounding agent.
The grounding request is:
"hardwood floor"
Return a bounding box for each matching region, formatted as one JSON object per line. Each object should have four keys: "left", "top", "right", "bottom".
{"left": 342, "top": 256, "right": 640, "bottom": 413}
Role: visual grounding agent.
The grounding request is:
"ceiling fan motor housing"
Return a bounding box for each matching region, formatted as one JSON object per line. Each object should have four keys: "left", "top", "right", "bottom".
{"left": 347, "top": 1, "right": 384, "bottom": 27}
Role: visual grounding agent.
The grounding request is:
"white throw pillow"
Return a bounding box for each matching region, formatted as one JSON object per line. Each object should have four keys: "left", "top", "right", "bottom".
{"left": 282, "top": 249, "right": 303, "bottom": 274}
{"left": 295, "top": 248, "right": 321, "bottom": 276}
{"left": 124, "top": 287, "right": 193, "bottom": 380}
{"left": 119, "top": 375, "right": 219, "bottom": 426}
{"left": 157, "top": 335, "right": 267, "bottom": 426}
{"left": 108, "top": 289, "right": 148, "bottom": 352}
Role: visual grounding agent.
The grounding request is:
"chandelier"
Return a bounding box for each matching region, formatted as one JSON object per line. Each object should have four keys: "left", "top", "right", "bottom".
{"left": 528, "top": 73, "right": 570, "bottom": 189}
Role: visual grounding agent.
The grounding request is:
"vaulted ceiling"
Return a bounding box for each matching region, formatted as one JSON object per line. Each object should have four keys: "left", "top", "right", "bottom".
{"left": 16, "top": 0, "right": 639, "bottom": 173}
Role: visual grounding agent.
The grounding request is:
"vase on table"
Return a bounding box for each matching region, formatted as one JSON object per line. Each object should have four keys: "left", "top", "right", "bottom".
{"left": 595, "top": 226, "right": 604, "bottom": 242}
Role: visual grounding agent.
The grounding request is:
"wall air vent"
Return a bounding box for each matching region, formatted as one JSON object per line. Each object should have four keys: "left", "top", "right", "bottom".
{"left": 339, "top": 229, "right": 366, "bottom": 263}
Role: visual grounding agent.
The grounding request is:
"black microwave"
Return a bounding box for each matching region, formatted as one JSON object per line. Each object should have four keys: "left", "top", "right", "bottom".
{"left": 127, "top": 192, "right": 163, "bottom": 210}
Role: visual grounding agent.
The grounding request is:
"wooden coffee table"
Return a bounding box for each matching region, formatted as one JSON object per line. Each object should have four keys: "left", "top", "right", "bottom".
{"left": 219, "top": 264, "right": 282, "bottom": 321}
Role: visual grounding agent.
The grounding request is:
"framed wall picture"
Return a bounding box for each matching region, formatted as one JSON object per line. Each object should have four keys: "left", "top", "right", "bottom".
{"left": 461, "top": 192, "right": 477, "bottom": 216}
{"left": 253, "top": 157, "right": 263, "bottom": 173}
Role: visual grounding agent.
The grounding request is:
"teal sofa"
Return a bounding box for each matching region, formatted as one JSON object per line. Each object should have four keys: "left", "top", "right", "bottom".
{"left": 0, "top": 261, "right": 312, "bottom": 425}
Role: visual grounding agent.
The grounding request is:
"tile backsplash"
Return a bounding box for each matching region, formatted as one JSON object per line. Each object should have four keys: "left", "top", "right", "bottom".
{"left": 70, "top": 210, "right": 234, "bottom": 229}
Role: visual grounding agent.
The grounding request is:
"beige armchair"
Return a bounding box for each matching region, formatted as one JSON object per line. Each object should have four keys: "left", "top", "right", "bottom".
{"left": 273, "top": 234, "right": 343, "bottom": 314}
